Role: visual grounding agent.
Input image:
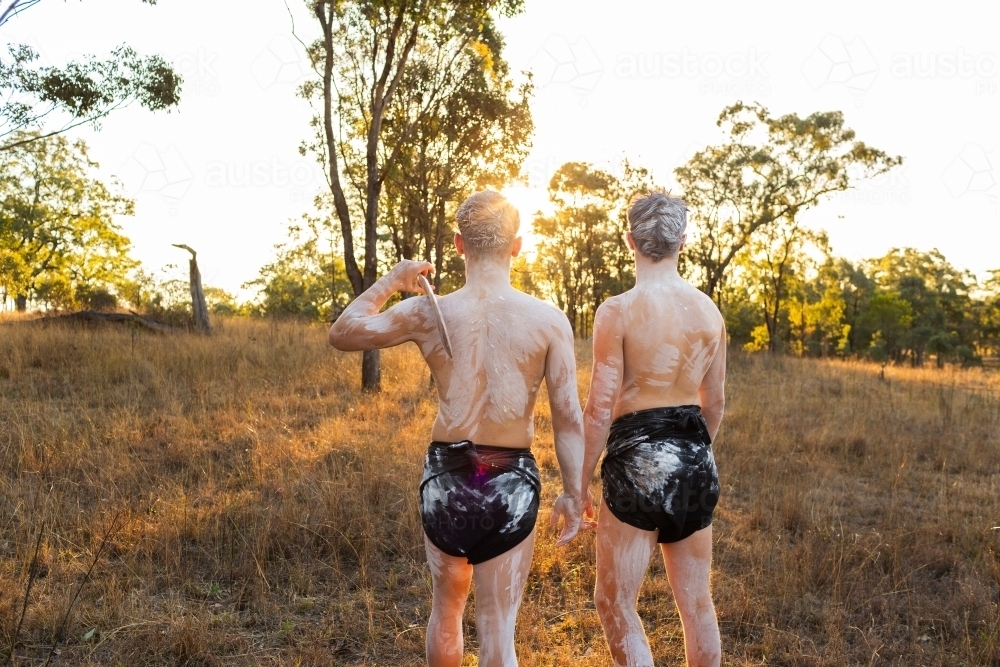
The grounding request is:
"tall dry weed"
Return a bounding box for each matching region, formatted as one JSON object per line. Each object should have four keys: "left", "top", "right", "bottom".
{"left": 0, "top": 318, "right": 997, "bottom": 665}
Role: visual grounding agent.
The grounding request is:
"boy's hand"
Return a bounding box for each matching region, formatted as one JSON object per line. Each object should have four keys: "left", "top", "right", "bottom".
{"left": 550, "top": 493, "right": 582, "bottom": 547}
{"left": 580, "top": 488, "right": 597, "bottom": 531}
{"left": 390, "top": 260, "right": 435, "bottom": 293}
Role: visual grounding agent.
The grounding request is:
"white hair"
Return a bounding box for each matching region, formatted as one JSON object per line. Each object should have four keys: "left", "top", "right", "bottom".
{"left": 627, "top": 190, "right": 688, "bottom": 262}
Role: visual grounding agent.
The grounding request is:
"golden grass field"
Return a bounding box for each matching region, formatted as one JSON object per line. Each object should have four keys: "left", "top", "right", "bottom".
{"left": 1, "top": 317, "right": 999, "bottom": 666}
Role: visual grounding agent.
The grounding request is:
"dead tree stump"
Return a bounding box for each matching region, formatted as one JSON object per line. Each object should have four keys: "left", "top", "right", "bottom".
{"left": 172, "top": 244, "right": 210, "bottom": 333}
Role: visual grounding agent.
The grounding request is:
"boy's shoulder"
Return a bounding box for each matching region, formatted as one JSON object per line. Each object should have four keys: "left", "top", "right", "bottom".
{"left": 510, "top": 290, "right": 573, "bottom": 332}
{"left": 683, "top": 282, "right": 723, "bottom": 322}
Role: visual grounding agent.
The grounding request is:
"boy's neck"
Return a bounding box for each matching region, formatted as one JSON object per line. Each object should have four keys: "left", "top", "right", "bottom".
{"left": 464, "top": 254, "right": 512, "bottom": 291}
{"left": 634, "top": 254, "right": 681, "bottom": 285}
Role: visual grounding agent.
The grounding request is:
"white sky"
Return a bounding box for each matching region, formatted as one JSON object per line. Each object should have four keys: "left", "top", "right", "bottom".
{"left": 3, "top": 0, "right": 997, "bottom": 296}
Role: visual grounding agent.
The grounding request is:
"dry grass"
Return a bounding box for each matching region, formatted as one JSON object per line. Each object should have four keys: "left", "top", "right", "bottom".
{"left": 0, "top": 317, "right": 998, "bottom": 666}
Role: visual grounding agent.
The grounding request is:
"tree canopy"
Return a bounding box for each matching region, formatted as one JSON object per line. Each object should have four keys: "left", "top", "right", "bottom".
{"left": 530, "top": 161, "right": 653, "bottom": 336}
{"left": 243, "top": 215, "right": 353, "bottom": 321}
{"left": 379, "top": 22, "right": 533, "bottom": 292}
{"left": 1, "top": 0, "right": 181, "bottom": 152}
{"left": 675, "top": 102, "right": 902, "bottom": 303}
{"left": 0, "top": 134, "right": 135, "bottom": 311}
{"left": 302, "top": 0, "right": 527, "bottom": 390}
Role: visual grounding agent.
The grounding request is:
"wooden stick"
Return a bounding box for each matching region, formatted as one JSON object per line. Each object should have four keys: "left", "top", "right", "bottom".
{"left": 417, "top": 274, "right": 453, "bottom": 359}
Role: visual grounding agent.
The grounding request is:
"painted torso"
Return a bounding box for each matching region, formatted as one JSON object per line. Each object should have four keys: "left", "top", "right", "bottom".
{"left": 418, "top": 285, "right": 568, "bottom": 448}
{"left": 609, "top": 280, "right": 723, "bottom": 419}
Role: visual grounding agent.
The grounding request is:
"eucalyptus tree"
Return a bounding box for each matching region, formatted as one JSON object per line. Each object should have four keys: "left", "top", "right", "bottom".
{"left": 676, "top": 102, "right": 902, "bottom": 304}
{"left": 531, "top": 161, "right": 655, "bottom": 337}
{"left": 0, "top": 0, "right": 180, "bottom": 152}
{"left": 0, "top": 134, "right": 135, "bottom": 311}
{"left": 379, "top": 26, "right": 533, "bottom": 292}
{"left": 302, "top": 0, "right": 523, "bottom": 390}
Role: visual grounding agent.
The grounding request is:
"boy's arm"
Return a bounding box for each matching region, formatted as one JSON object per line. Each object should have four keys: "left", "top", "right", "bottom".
{"left": 328, "top": 260, "right": 434, "bottom": 351}
{"left": 699, "top": 319, "right": 727, "bottom": 441}
{"left": 581, "top": 300, "right": 625, "bottom": 519}
{"left": 545, "top": 313, "right": 585, "bottom": 547}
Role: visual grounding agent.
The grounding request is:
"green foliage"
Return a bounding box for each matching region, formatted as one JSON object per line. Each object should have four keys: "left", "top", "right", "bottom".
{"left": 724, "top": 242, "right": 995, "bottom": 367}
{"left": 244, "top": 216, "right": 353, "bottom": 321}
{"left": 862, "top": 291, "right": 914, "bottom": 362}
{"left": 530, "top": 161, "right": 654, "bottom": 336}
{"left": 203, "top": 287, "right": 242, "bottom": 317}
{"left": 0, "top": 133, "right": 136, "bottom": 311}
{"left": 0, "top": 247, "right": 28, "bottom": 298}
{"left": 863, "top": 249, "right": 979, "bottom": 365}
{"left": 734, "top": 221, "right": 824, "bottom": 353}
{"left": 676, "top": 102, "right": 902, "bottom": 302}
{"left": 720, "top": 295, "right": 760, "bottom": 348}
{"left": 73, "top": 284, "right": 118, "bottom": 311}
{"left": 115, "top": 268, "right": 242, "bottom": 327}
{"left": 1, "top": 39, "right": 181, "bottom": 152}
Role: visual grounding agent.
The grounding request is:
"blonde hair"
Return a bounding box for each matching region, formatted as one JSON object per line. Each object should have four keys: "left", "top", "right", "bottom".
{"left": 455, "top": 191, "right": 520, "bottom": 255}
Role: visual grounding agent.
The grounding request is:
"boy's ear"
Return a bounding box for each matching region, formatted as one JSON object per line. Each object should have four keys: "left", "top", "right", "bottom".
{"left": 454, "top": 232, "right": 465, "bottom": 256}
{"left": 511, "top": 236, "right": 523, "bottom": 258}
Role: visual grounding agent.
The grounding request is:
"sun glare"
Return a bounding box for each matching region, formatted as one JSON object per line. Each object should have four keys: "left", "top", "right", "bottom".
{"left": 500, "top": 184, "right": 552, "bottom": 256}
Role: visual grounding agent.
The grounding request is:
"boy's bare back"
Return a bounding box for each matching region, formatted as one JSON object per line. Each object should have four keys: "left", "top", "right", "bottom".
{"left": 596, "top": 279, "right": 725, "bottom": 421}
{"left": 420, "top": 285, "right": 575, "bottom": 448}
{"left": 330, "top": 271, "right": 578, "bottom": 450}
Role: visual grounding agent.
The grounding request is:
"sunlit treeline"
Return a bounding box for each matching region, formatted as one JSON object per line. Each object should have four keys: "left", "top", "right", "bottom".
{"left": 3, "top": 108, "right": 997, "bottom": 366}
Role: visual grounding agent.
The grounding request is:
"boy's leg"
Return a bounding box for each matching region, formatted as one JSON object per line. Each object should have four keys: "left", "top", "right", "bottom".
{"left": 425, "top": 535, "right": 474, "bottom": 667}
{"left": 660, "top": 526, "right": 720, "bottom": 667}
{"left": 471, "top": 529, "right": 536, "bottom": 667}
{"left": 595, "top": 498, "right": 658, "bottom": 667}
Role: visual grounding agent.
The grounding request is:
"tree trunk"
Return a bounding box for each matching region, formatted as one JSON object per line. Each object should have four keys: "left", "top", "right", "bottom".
{"left": 763, "top": 302, "right": 775, "bottom": 351}
{"left": 433, "top": 200, "right": 446, "bottom": 290}
{"left": 189, "top": 258, "right": 210, "bottom": 333}
{"left": 173, "top": 244, "right": 210, "bottom": 333}
{"left": 314, "top": 3, "right": 421, "bottom": 394}
{"left": 768, "top": 288, "right": 782, "bottom": 353}
{"left": 362, "top": 349, "right": 381, "bottom": 393}
{"left": 361, "top": 183, "right": 382, "bottom": 391}
{"left": 15, "top": 295, "right": 27, "bottom": 312}
{"left": 316, "top": 3, "right": 362, "bottom": 297}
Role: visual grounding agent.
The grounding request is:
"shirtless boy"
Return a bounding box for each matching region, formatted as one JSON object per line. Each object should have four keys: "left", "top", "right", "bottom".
{"left": 328, "top": 191, "right": 584, "bottom": 667}
{"left": 581, "top": 191, "right": 727, "bottom": 667}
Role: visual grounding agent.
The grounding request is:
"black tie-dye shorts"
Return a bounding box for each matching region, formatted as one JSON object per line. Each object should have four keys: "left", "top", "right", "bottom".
{"left": 601, "top": 405, "right": 720, "bottom": 544}
{"left": 420, "top": 441, "right": 541, "bottom": 565}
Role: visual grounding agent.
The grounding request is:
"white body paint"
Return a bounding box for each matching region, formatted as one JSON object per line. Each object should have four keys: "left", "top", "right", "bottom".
{"left": 614, "top": 281, "right": 722, "bottom": 418}
{"left": 580, "top": 238, "right": 727, "bottom": 667}
{"left": 328, "top": 218, "right": 587, "bottom": 666}
{"left": 432, "top": 295, "right": 554, "bottom": 443}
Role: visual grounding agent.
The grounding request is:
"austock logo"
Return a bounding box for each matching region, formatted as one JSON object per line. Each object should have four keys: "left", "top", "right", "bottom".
{"left": 615, "top": 48, "right": 771, "bottom": 97}
{"left": 801, "top": 35, "right": 879, "bottom": 104}
{"left": 528, "top": 34, "right": 603, "bottom": 105}
{"left": 942, "top": 144, "right": 998, "bottom": 213}
{"left": 250, "top": 35, "right": 311, "bottom": 90}
{"left": 803, "top": 35, "right": 996, "bottom": 101}
{"left": 118, "top": 143, "right": 194, "bottom": 215}
{"left": 841, "top": 164, "right": 912, "bottom": 207}
{"left": 890, "top": 49, "right": 997, "bottom": 81}
{"left": 204, "top": 157, "right": 323, "bottom": 205}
